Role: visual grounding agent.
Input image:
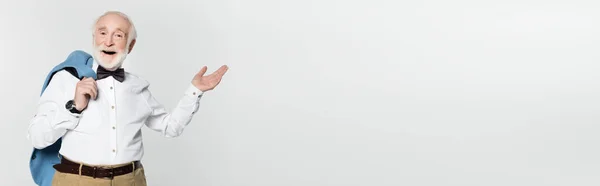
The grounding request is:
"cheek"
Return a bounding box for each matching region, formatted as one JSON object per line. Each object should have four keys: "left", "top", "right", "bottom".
{"left": 94, "top": 36, "right": 103, "bottom": 45}
{"left": 115, "top": 42, "right": 128, "bottom": 52}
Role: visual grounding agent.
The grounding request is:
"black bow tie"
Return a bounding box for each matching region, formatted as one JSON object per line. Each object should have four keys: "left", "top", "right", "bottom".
{"left": 97, "top": 65, "right": 125, "bottom": 82}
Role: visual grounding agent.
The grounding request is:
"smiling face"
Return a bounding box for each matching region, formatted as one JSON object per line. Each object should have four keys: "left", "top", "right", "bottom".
{"left": 92, "top": 13, "right": 136, "bottom": 71}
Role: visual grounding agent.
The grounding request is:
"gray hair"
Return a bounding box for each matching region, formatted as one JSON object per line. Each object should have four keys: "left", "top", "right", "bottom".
{"left": 92, "top": 11, "right": 137, "bottom": 45}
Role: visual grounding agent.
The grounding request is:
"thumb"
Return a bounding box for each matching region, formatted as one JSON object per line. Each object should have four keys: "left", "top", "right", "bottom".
{"left": 196, "top": 66, "right": 208, "bottom": 77}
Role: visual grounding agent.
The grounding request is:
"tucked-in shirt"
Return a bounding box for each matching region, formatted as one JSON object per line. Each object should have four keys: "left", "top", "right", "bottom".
{"left": 27, "top": 62, "right": 203, "bottom": 165}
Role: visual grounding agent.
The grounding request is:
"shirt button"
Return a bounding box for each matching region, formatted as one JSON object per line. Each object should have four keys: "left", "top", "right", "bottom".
{"left": 112, "top": 126, "right": 116, "bottom": 130}
{"left": 112, "top": 149, "right": 116, "bottom": 153}
{"left": 111, "top": 106, "right": 115, "bottom": 109}
{"left": 193, "top": 92, "right": 196, "bottom": 95}
{"left": 110, "top": 86, "right": 113, "bottom": 90}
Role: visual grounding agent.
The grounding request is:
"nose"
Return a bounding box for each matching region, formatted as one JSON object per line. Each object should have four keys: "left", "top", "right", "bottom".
{"left": 104, "top": 36, "right": 114, "bottom": 47}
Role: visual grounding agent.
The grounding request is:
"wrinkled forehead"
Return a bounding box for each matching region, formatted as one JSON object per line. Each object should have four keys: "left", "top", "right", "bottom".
{"left": 95, "top": 14, "right": 131, "bottom": 33}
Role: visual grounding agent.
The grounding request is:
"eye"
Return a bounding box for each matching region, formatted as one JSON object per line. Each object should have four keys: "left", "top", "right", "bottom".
{"left": 116, "top": 34, "right": 123, "bottom": 38}
{"left": 100, "top": 31, "right": 107, "bottom": 35}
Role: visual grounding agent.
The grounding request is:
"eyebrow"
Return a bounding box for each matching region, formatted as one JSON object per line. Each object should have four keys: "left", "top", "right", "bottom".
{"left": 96, "top": 26, "right": 126, "bottom": 34}
{"left": 115, "top": 28, "right": 126, "bottom": 34}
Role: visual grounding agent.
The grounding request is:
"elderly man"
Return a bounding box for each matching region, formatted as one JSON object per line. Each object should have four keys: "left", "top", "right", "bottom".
{"left": 27, "top": 11, "right": 228, "bottom": 186}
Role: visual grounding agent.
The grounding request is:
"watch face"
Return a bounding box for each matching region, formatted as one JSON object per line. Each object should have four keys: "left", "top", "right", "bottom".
{"left": 66, "top": 100, "right": 74, "bottom": 109}
{"left": 66, "top": 100, "right": 81, "bottom": 114}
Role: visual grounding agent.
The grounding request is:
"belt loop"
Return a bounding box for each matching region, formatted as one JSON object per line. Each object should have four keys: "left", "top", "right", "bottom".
{"left": 109, "top": 167, "right": 115, "bottom": 180}
{"left": 93, "top": 167, "right": 97, "bottom": 179}
{"left": 132, "top": 162, "right": 136, "bottom": 176}
{"left": 78, "top": 163, "right": 83, "bottom": 176}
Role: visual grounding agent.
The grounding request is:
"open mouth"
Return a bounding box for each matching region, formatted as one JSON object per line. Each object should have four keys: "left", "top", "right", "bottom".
{"left": 102, "top": 50, "right": 117, "bottom": 55}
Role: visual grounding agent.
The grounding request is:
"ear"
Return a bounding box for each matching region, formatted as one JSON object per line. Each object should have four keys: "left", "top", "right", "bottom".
{"left": 127, "top": 39, "right": 136, "bottom": 54}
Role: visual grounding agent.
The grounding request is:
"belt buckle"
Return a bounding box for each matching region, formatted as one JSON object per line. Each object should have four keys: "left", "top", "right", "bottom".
{"left": 91, "top": 166, "right": 114, "bottom": 180}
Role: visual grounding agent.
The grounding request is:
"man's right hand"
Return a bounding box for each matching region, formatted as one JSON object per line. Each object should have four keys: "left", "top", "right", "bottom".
{"left": 74, "top": 77, "right": 97, "bottom": 111}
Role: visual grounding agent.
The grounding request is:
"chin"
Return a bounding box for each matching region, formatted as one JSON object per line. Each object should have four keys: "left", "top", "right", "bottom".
{"left": 93, "top": 50, "right": 128, "bottom": 70}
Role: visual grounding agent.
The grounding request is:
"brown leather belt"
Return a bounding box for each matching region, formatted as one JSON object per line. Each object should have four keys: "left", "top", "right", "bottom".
{"left": 53, "top": 157, "right": 142, "bottom": 179}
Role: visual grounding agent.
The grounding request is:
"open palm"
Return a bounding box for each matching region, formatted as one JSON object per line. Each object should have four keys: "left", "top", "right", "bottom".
{"left": 192, "top": 65, "right": 229, "bottom": 92}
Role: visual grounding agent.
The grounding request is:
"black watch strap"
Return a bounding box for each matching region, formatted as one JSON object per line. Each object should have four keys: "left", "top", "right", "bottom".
{"left": 65, "top": 100, "right": 82, "bottom": 114}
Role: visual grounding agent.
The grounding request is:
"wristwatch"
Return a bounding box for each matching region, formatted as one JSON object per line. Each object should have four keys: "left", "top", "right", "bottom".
{"left": 65, "top": 100, "right": 82, "bottom": 114}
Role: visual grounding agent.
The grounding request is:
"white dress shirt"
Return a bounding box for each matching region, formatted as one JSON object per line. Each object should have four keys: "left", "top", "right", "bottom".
{"left": 27, "top": 62, "right": 203, "bottom": 165}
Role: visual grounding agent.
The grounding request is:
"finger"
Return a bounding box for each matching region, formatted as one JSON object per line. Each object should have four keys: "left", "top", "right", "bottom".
{"left": 90, "top": 85, "right": 98, "bottom": 99}
{"left": 80, "top": 81, "right": 97, "bottom": 90}
{"left": 196, "top": 66, "right": 208, "bottom": 77}
{"left": 77, "top": 80, "right": 97, "bottom": 99}
{"left": 216, "top": 65, "right": 228, "bottom": 76}
{"left": 90, "top": 86, "right": 97, "bottom": 100}
{"left": 80, "top": 85, "right": 97, "bottom": 100}
{"left": 87, "top": 78, "right": 97, "bottom": 87}
{"left": 208, "top": 66, "right": 228, "bottom": 78}
{"left": 80, "top": 80, "right": 93, "bottom": 86}
{"left": 80, "top": 86, "right": 96, "bottom": 100}
{"left": 81, "top": 89, "right": 93, "bottom": 100}
{"left": 81, "top": 78, "right": 93, "bottom": 84}
{"left": 90, "top": 79, "right": 97, "bottom": 89}
{"left": 78, "top": 85, "right": 89, "bottom": 98}
{"left": 216, "top": 76, "right": 224, "bottom": 84}
{"left": 82, "top": 78, "right": 97, "bottom": 85}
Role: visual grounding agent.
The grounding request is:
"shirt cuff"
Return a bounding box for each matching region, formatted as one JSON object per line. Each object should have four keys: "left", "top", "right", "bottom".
{"left": 185, "top": 84, "right": 204, "bottom": 98}
{"left": 52, "top": 106, "right": 82, "bottom": 130}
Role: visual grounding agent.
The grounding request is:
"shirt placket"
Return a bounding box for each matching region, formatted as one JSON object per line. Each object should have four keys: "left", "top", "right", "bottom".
{"left": 107, "top": 78, "right": 118, "bottom": 160}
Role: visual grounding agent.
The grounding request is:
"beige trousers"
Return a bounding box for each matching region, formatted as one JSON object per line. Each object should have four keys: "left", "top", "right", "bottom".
{"left": 51, "top": 161, "right": 147, "bottom": 186}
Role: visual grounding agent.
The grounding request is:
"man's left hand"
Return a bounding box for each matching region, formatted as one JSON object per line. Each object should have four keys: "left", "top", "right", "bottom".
{"left": 192, "top": 65, "right": 229, "bottom": 92}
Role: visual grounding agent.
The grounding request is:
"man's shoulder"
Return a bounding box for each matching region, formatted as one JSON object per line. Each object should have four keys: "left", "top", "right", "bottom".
{"left": 124, "top": 71, "right": 147, "bottom": 83}
{"left": 51, "top": 69, "right": 80, "bottom": 82}
{"left": 124, "top": 71, "right": 150, "bottom": 93}
{"left": 41, "top": 69, "right": 80, "bottom": 94}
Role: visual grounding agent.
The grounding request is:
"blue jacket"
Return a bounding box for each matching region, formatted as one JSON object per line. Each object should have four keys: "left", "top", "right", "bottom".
{"left": 30, "top": 50, "right": 97, "bottom": 186}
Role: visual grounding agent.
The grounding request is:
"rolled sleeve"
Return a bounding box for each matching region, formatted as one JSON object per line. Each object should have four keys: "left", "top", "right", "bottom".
{"left": 51, "top": 105, "right": 82, "bottom": 130}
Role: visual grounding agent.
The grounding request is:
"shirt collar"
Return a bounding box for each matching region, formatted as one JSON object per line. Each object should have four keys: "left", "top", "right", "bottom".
{"left": 92, "top": 60, "right": 99, "bottom": 74}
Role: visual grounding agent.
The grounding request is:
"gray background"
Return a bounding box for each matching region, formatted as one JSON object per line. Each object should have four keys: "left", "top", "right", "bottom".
{"left": 1, "top": 0, "right": 600, "bottom": 185}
